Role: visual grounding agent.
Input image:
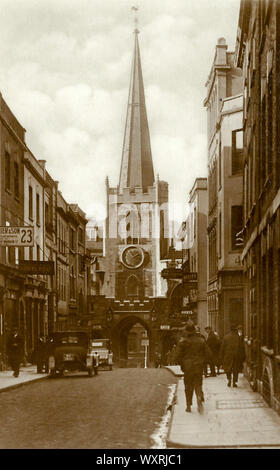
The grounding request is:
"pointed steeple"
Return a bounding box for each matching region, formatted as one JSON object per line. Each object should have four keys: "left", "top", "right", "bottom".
{"left": 119, "top": 30, "right": 155, "bottom": 192}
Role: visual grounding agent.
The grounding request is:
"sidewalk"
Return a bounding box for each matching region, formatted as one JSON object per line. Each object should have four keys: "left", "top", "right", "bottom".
{"left": 165, "top": 366, "right": 280, "bottom": 448}
{"left": 0, "top": 366, "right": 47, "bottom": 393}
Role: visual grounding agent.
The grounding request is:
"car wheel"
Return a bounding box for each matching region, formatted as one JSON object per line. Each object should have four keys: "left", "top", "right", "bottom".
{"left": 50, "top": 369, "right": 56, "bottom": 378}
{"left": 58, "top": 369, "right": 64, "bottom": 377}
{"left": 88, "top": 367, "right": 93, "bottom": 377}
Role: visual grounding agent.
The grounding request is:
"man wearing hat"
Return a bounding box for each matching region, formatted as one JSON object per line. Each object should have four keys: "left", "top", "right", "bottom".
{"left": 219, "top": 325, "right": 246, "bottom": 387}
{"left": 175, "top": 320, "right": 212, "bottom": 413}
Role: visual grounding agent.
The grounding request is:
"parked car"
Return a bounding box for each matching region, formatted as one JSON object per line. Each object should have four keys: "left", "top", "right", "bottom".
{"left": 90, "top": 338, "right": 113, "bottom": 370}
{"left": 48, "top": 331, "right": 98, "bottom": 377}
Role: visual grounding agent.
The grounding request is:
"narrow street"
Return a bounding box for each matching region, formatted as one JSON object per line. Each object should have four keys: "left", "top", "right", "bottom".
{"left": 0, "top": 368, "right": 176, "bottom": 449}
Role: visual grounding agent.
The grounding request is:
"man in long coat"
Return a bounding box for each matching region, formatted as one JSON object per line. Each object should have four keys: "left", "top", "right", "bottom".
{"left": 205, "top": 326, "right": 221, "bottom": 376}
{"left": 175, "top": 321, "right": 212, "bottom": 413}
{"left": 6, "top": 327, "right": 24, "bottom": 377}
{"left": 33, "top": 336, "right": 48, "bottom": 373}
{"left": 220, "top": 325, "right": 246, "bottom": 387}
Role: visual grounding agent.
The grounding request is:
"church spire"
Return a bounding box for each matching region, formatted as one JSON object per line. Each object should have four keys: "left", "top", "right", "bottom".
{"left": 119, "top": 28, "right": 155, "bottom": 192}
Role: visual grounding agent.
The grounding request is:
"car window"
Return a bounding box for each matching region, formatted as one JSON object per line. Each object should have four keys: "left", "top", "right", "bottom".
{"left": 91, "top": 341, "right": 105, "bottom": 347}
{"left": 61, "top": 336, "right": 79, "bottom": 344}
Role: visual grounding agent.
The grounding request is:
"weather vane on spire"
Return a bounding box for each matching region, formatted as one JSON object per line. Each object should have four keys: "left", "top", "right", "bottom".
{"left": 131, "top": 5, "right": 139, "bottom": 33}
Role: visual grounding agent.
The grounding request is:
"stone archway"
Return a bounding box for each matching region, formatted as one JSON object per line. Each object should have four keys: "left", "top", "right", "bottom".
{"left": 112, "top": 315, "right": 151, "bottom": 367}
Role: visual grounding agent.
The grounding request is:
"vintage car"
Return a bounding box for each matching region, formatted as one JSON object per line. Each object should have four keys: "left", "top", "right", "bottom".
{"left": 48, "top": 331, "right": 98, "bottom": 377}
{"left": 89, "top": 338, "right": 113, "bottom": 370}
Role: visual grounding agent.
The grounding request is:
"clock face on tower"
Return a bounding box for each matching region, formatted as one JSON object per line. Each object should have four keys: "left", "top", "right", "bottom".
{"left": 121, "top": 246, "right": 144, "bottom": 269}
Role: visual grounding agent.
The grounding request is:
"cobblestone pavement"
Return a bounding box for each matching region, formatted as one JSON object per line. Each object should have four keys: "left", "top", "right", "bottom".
{"left": 0, "top": 368, "right": 177, "bottom": 449}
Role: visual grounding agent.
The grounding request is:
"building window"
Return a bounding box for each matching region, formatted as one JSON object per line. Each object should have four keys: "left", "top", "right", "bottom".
{"left": 36, "top": 244, "right": 40, "bottom": 261}
{"left": 36, "top": 194, "right": 40, "bottom": 225}
{"left": 70, "top": 266, "right": 76, "bottom": 299}
{"left": 70, "top": 228, "right": 75, "bottom": 251}
{"left": 78, "top": 227, "right": 84, "bottom": 244}
{"left": 231, "top": 206, "right": 243, "bottom": 250}
{"left": 232, "top": 129, "right": 243, "bottom": 175}
{"left": 29, "top": 186, "right": 33, "bottom": 219}
{"left": 5, "top": 152, "right": 11, "bottom": 191}
{"left": 45, "top": 202, "right": 49, "bottom": 224}
{"left": 14, "top": 162, "right": 19, "bottom": 198}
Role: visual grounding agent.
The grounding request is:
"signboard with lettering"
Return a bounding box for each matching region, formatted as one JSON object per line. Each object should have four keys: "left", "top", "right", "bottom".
{"left": 161, "top": 268, "right": 182, "bottom": 280}
{"left": 183, "top": 272, "right": 197, "bottom": 281}
{"left": 181, "top": 310, "right": 193, "bottom": 315}
{"left": 160, "top": 325, "right": 170, "bottom": 330}
{"left": 0, "top": 226, "right": 34, "bottom": 247}
{"left": 18, "top": 260, "right": 54, "bottom": 275}
{"left": 141, "top": 338, "right": 149, "bottom": 347}
{"left": 92, "top": 325, "right": 102, "bottom": 330}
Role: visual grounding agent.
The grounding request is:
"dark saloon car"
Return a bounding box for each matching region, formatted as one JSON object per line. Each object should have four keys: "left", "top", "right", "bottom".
{"left": 48, "top": 331, "right": 98, "bottom": 377}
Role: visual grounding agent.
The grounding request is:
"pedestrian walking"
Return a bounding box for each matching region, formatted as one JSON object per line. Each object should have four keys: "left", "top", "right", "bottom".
{"left": 154, "top": 351, "right": 161, "bottom": 368}
{"left": 195, "top": 326, "right": 208, "bottom": 378}
{"left": 204, "top": 326, "right": 221, "bottom": 376}
{"left": 175, "top": 321, "right": 212, "bottom": 414}
{"left": 219, "top": 325, "right": 246, "bottom": 387}
{"left": 6, "top": 327, "right": 24, "bottom": 377}
{"left": 33, "top": 336, "right": 48, "bottom": 373}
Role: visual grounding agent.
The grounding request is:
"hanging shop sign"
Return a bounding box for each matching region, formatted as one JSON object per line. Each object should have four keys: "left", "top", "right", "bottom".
{"left": 183, "top": 272, "right": 197, "bottom": 281}
{"left": 161, "top": 268, "right": 182, "bottom": 280}
{"left": 18, "top": 260, "right": 54, "bottom": 275}
{"left": 0, "top": 226, "right": 34, "bottom": 247}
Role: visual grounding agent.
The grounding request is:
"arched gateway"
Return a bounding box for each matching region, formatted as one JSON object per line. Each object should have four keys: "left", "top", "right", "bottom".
{"left": 112, "top": 315, "right": 151, "bottom": 367}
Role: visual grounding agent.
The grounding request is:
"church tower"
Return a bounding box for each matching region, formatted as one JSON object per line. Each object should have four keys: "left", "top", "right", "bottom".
{"left": 105, "top": 29, "right": 169, "bottom": 301}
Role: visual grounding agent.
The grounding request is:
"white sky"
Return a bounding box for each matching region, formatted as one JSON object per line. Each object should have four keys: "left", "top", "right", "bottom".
{"left": 0, "top": 0, "right": 240, "bottom": 222}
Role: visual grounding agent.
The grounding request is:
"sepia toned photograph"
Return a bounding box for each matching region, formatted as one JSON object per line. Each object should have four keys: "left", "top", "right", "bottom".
{"left": 0, "top": 0, "right": 279, "bottom": 452}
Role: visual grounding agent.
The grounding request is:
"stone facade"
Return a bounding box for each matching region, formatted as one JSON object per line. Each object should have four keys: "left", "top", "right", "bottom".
{"left": 204, "top": 38, "right": 244, "bottom": 337}
{"left": 235, "top": 0, "right": 280, "bottom": 413}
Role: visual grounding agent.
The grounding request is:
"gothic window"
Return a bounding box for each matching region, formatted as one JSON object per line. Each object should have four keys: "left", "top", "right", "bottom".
{"left": 126, "top": 275, "right": 139, "bottom": 298}
{"left": 126, "top": 209, "right": 140, "bottom": 244}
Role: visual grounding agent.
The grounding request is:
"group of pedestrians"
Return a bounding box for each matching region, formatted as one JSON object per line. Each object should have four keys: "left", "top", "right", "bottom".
{"left": 6, "top": 328, "right": 52, "bottom": 377}
{"left": 175, "top": 321, "right": 246, "bottom": 414}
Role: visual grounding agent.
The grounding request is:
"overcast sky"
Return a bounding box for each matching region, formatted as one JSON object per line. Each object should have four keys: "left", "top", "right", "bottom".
{"left": 0, "top": 0, "right": 240, "bottom": 222}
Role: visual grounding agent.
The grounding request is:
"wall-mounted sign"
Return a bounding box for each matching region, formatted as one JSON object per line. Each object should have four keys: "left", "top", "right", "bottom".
{"left": 183, "top": 272, "right": 197, "bottom": 281}
{"left": 181, "top": 311, "right": 193, "bottom": 315}
{"left": 141, "top": 338, "right": 149, "bottom": 347}
{"left": 161, "top": 268, "right": 182, "bottom": 280}
{"left": 92, "top": 325, "right": 102, "bottom": 330}
{"left": 18, "top": 260, "right": 54, "bottom": 275}
{"left": 0, "top": 226, "right": 34, "bottom": 247}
